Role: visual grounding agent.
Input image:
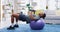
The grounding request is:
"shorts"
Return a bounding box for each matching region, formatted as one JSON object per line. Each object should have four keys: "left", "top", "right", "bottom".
{"left": 18, "top": 14, "right": 31, "bottom": 23}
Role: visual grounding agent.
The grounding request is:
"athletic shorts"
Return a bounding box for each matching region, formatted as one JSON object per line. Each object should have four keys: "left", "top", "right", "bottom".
{"left": 18, "top": 14, "right": 31, "bottom": 23}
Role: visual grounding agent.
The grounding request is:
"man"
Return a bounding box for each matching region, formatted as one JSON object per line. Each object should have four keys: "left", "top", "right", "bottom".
{"left": 7, "top": 11, "right": 46, "bottom": 30}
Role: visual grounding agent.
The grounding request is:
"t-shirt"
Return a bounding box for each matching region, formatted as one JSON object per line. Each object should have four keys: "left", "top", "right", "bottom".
{"left": 27, "top": 14, "right": 40, "bottom": 20}
{"left": 32, "top": 14, "right": 40, "bottom": 19}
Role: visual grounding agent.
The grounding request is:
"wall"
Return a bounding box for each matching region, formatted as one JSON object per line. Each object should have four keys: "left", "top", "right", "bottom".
{"left": 0, "top": 0, "right": 1, "bottom": 21}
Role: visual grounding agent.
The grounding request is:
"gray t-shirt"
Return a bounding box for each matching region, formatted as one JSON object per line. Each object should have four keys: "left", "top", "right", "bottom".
{"left": 27, "top": 14, "right": 40, "bottom": 20}
{"left": 33, "top": 14, "right": 40, "bottom": 19}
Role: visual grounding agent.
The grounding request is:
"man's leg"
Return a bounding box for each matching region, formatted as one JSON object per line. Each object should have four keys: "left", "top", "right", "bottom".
{"left": 7, "top": 13, "right": 19, "bottom": 30}
{"left": 12, "top": 13, "right": 19, "bottom": 28}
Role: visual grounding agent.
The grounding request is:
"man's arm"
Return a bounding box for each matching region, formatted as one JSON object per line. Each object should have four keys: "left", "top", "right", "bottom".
{"left": 28, "top": 11, "right": 36, "bottom": 20}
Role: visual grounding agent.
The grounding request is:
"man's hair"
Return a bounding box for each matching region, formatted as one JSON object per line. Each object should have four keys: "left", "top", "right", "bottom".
{"left": 43, "top": 13, "right": 46, "bottom": 19}
{"left": 39, "top": 13, "right": 46, "bottom": 19}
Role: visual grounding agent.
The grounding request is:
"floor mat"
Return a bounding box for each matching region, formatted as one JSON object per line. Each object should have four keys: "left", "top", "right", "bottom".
{"left": 0, "top": 24, "right": 60, "bottom": 32}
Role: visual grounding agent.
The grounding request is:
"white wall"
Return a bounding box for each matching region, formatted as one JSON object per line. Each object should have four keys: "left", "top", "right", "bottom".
{"left": 0, "top": 0, "right": 1, "bottom": 21}
{"left": 48, "top": 0, "right": 56, "bottom": 10}
{"left": 31, "top": 0, "right": 46, "bottom": 10}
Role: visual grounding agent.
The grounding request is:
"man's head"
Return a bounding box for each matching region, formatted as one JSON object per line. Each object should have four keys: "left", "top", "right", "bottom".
{"left": 39, "top": 13, "right": 46, "bottom": 19}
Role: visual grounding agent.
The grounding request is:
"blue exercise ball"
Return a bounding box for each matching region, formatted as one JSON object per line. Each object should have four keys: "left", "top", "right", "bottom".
{"left": 30, "top": 18, "right": 45, "bottom": 30}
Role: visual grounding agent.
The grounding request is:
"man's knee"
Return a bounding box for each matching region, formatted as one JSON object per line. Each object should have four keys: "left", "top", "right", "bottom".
{"left": 11, "top": 13, "right": 19, "bottom": 17}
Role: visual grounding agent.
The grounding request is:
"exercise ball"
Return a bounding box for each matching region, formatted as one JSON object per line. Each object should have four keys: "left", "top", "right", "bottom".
{"left": 30, "top": 18, "right": 45, "bottom": 30}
